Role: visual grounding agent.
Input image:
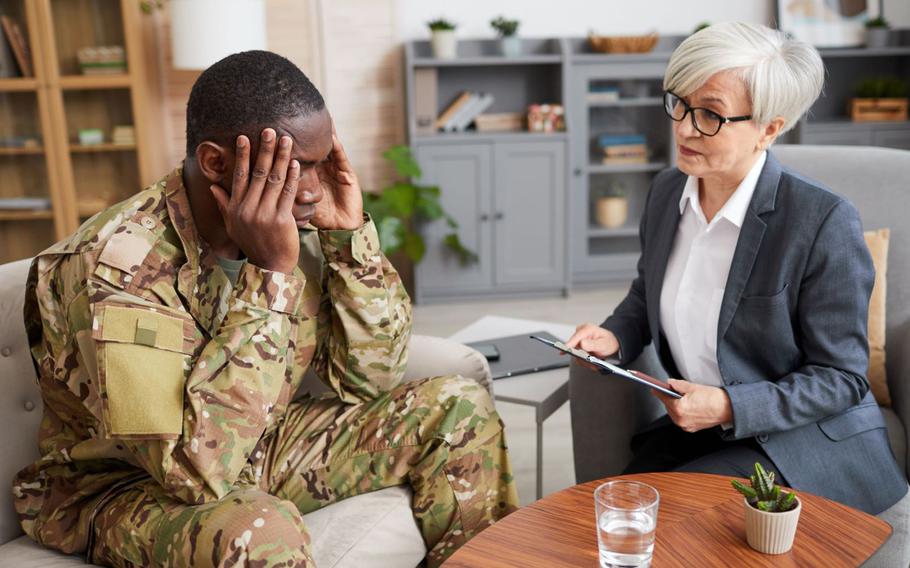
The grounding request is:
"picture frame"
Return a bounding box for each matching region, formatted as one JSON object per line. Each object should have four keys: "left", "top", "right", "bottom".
{"left": 776, "top": 0, "right": 881, "bottom": 48}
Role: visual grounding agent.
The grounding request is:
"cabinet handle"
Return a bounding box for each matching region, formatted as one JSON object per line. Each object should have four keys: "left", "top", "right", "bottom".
{"left": 479, "top": 213, "right": 490, "bottom": 222}
{"left": 574, "top": 168, "right": 583, "bottom": 176}
{"left": 494, "top": 212, "right": 504, "bottom": 220}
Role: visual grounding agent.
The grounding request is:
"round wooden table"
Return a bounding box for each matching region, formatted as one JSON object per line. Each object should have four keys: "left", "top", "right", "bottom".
{"left": 445, "top": 472, "right": 892, "bottom": 567}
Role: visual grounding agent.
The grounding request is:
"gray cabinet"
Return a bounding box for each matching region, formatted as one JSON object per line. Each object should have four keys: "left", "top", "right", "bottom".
{"left": 415, "top": 140, "right": 566, "bottom": 302}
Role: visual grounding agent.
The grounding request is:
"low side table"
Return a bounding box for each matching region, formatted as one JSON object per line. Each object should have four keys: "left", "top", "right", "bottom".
{"left": 445, "top": 472, "right": 893, "bottom": 567}
{"left": 449, "top": 315, "right": 575, "bottom": 501}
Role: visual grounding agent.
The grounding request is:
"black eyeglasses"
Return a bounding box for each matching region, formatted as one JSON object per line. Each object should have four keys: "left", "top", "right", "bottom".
{"left": 663, "top": 91, "right": 752, "bottom": 136}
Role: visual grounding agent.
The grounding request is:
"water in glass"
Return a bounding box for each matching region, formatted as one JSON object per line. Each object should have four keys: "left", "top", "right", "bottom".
{"left": 597, "top": 509, "right": 656, "bottom": 567}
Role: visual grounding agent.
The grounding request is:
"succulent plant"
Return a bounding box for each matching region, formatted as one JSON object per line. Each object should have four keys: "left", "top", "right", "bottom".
{"left": 732, "top": 462, "right": 798, "bottom": 513}
{"left": 490, "top": 16, "right": 520, "bottom": 38}
{"left": 427, "top": 18, "right": 456, "bottom": 32}
{"left": 865, "top": 16, "right": 889, "bottom": 28}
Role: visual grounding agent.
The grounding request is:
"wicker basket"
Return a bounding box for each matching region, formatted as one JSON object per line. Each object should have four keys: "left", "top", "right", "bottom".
{"left": 588, "top": 33, "right": 658, "bottom": 54}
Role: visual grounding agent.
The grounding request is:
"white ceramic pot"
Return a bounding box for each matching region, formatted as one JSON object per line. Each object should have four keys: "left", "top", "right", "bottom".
{"left": 500, "top": 36, "right": 521, "bottom": 57}
{"left": 431, "top": 30, "right": 457, "bottom": 59}
{"left": 743, "top": 497, "right": 801, "bottom": 554}
{"left": 595, "top": 197, "right": 628, "bottom": 229}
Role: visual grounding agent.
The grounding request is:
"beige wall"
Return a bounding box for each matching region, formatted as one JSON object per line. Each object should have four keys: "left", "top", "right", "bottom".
{"left": 142, "top": 0, "right": 403, "bottom": 190}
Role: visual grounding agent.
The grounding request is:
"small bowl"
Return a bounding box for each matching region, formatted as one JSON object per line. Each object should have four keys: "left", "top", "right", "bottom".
{"left": 588, "top": 33, "right": 658, "bottom": 54}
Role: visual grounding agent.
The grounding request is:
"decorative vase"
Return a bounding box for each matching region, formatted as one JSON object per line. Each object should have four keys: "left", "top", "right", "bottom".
{"left": 500, "top": 36, "right": 521, "bottom": 57}
{"left": 595, "top": 197, "right": 628, "bottom": 229}
{"left": 431, "top": 30, "right": 457, "bottom": 59}
{"left": 866, "top": 28, "right": 890, "bottom": 49}
{"left": 743, "top": 497, "right": 802, "bottom": 554}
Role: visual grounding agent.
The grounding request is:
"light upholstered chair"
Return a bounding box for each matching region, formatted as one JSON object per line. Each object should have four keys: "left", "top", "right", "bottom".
{"left": 569, "top": 145, "right": 910, "bottom": 567}
{"left": 0, "top": 257, "right": 493, "bottom": 567}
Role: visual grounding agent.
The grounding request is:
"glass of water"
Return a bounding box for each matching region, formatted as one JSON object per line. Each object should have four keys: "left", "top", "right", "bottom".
{"left": 594, "top": 480, "right": 660, "bottom": 568}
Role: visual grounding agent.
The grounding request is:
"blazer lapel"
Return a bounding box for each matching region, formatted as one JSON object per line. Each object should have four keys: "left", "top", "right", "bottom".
{"left": 646, "top": 175, "right": 685, "bottom": 348}
{"left": 718, "top": 152, "right": 783, "bottom": 340}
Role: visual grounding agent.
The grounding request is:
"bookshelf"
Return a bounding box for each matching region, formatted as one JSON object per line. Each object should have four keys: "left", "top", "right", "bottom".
{"left": 404, "top": 34, "right": 910, "bottom": 297}
{"left": 0, "top": 0, "right": 152, "bottom": 263}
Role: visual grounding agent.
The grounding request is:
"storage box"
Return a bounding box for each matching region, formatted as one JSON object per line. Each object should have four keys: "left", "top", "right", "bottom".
{"left": 849, "top": 98, "right": 908, "bottom": 122}
{"left": 475, "top": 112, "right": 524, "bottom": 132}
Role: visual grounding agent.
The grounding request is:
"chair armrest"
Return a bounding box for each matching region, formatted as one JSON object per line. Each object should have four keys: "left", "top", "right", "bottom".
{"left": 569, "top": 344, "right": 667, "bottom": 483}
{"left": 403, "top": 334, "right": 492, "bottom": 393}
{"left": 887, "top": 327, "right": 910, "bottom": 477}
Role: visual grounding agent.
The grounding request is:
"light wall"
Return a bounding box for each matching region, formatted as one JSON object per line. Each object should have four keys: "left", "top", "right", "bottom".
{"left": 396, "top": 0, "right": 910, "bottom": 39}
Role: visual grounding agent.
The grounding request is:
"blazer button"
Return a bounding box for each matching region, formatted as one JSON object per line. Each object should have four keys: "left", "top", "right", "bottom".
{"left": 1, "top": 346, "right": 11, "bottom": 357}
{"left": 24, "top": 401, "right": 35, "bottom": 412}
{"left": 758, "top": 434, "right": 769, "bottom": 443}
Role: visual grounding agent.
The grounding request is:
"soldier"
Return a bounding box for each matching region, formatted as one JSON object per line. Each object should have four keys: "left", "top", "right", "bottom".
{"left": 13, "top": 50, "right": 519, "bottom": 567}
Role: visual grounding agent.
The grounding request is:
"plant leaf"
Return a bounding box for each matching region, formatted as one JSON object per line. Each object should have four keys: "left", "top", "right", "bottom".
{"left": 415, "top": 186, "right": 445, "bottom": 220}
{"left": 382, "top": 145, "right": 422, "bottom": 178}
{"left": 382, "top": 183, "right": 419, "bottom": 218}
{"left": 756, "top": 500, "right": 777, "bottom": 512}
{"left": 443, "top": 233, "right": 478, "bottom": 266}
{"left": 778, "top": 491, "right": 797, "bottom": 512}
{"left": 376, "top": 216, "right": 404, "bottom": 255}
{"left": 731, "top": 479, "right": 757, "bottom": 500}
{"left": 401, "top": 231, "right": 426, "bottom": 263}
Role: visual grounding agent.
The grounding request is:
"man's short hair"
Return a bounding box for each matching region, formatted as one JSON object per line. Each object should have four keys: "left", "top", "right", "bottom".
{"left": 185, "top": 50, "right": 325, "bottom": 156}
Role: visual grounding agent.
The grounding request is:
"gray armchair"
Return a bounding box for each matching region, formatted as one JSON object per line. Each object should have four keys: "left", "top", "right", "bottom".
{"left": 569, "top": 145, "right": 910, "bottom": 566}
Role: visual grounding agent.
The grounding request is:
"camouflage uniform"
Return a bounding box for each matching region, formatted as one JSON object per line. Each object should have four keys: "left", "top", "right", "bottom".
{"left": 13, "top": 166, "right": 519, "bottom": 567}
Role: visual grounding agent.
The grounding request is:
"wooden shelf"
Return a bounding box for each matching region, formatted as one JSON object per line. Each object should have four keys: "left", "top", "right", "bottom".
{"left": 70, "top": 143, "right": 136, "bottom": 153}
{"left": 0, "top": 147, "right": 45, "bottom": 155}
{"left": 59, "top": 74, "right": 132, "bottom": 90}
{"left": 416, "top": 131, "right": 568, "bottom": 144}
{"left": 588, "top": 161, "right": 668, "bottom": 174}
{"left": 0, "top": 78, "right": 40, "bottom": 92}
{"left": 0, "top": 209, "right": 54, "bottom": 221}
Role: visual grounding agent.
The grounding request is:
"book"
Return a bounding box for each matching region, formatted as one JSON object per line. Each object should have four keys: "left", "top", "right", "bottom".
{"left": 435, "top": 91, "right": 473, "bottom": 131}
{"left": 414, "top": 68, "right": 438, "bottom": 135}
{"left": 443, "top": 92, "right": 480, "bottom": 131}
{"left": 602, "top": 155, "right": 649, "bottom": 165}
{"left": 598, "top": 134, "right": 647, "bottom": 147}
{"left": 0, "top": 18, "right": 17, "bottom": 78}
{"left": 450, "top": 92, "right": 494, "bottom": 131}
{"left": 0, "top": 197, "right": 51, "bottom": 210}
{"left": 603, "top": 143, "right": 647, "bottom": 157}
{"left": 475, "top": 112, "right": 524, "bottom": 132}
{"left": 1, "top": 15, "right": 32, "bottom": 77}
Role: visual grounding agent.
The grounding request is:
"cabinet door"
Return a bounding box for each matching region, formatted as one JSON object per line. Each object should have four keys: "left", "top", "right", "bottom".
{"left": 415, "top": 143, "right": 494, "bottom": 297}
{"left": 873, "top": 128, "right": 910, "bottom": 150}
{"left": 493, "top": 141, "right": 565, "bottom": 287}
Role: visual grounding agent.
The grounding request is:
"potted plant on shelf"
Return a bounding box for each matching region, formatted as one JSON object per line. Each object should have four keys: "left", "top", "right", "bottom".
{"left": 850, "top": 76, "right": 909, "bottom": 122}
{"left": 732, "top": 463, "right": 801, "bottom": 555}
{"left": 490, "top": 16, "right": 521, "bottom": 57}
{"left": 865, "top": 16, "right": 891, "bottom": 49}
{"left": 595, "top": 183, "right": 628, "bottom": 229}
{"left": 363, "top": 145, "right": 475, "bottom": 279}
{"left": 428, "top": 18, "right": 457, "bottom": 60}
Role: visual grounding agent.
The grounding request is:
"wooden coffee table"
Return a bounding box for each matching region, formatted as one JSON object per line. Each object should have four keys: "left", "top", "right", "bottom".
{"left": 445, "top": 472, "right": 892, "bottom": 567}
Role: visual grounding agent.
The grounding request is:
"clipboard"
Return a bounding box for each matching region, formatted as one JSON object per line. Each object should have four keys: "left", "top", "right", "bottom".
{"left": 530, "top": 335, "right": 682, "bottom": 399}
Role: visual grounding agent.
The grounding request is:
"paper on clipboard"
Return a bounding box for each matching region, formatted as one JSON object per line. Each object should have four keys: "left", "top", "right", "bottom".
{"left": 529, "top": 335, "right": 682, "bottom": 399}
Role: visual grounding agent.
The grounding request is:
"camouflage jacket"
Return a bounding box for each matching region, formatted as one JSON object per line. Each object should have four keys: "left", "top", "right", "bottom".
{"left": 13, "top": 166, "right": 412, "bottom": 554}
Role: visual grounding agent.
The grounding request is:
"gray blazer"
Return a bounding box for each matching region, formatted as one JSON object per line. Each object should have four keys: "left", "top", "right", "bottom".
{"left": 603, "top": 151, "right": 907, "bottom": 515}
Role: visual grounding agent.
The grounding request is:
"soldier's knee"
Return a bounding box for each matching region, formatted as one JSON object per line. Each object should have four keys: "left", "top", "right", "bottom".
{"left": 424, "top": 375, "right": 495, "bottom": 414}
{"left": 204, "top": 494, "right": 311, "bottom": 566}
{"left": 418, "top": 375, "right": 501, "bottom": 446}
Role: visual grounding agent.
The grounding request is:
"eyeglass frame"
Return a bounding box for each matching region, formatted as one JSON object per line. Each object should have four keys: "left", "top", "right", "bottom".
{"left": 663, "top": 90, "right": 752, "bottom": 137}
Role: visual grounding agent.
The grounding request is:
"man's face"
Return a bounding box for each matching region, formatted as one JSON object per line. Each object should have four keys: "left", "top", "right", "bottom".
{"left": 222, "top": 108, "right": 334, "bottom": 228}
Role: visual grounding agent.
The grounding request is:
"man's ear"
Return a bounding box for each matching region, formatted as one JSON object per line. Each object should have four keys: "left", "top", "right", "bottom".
{"left": 194, "top": 141, "right": 231, "bottom": 186}
{"left": 758, "top": 116, "right": 786, "bottom": 151}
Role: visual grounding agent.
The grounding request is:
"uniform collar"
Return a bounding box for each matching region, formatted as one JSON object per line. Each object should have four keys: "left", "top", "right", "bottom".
{"left": 678, "top": 151, "right": 767, "bottom": 229}
{"left": 163, "top": 165, "right": 232, "bottom": 336}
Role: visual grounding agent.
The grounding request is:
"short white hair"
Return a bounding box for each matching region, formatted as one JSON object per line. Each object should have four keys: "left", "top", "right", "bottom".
{"left": 664, "top": 22, "right": 824, "bottom": 134}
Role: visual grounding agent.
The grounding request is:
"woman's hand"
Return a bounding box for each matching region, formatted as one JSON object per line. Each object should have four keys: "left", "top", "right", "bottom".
{"left": 653, "top": 379, "right": 733, "bottom": 432}
{"left": 565, "top": 323, "right": 620, "bottom": 359}
{"left": 311, "top": 127, "right": 363, "bottom": 231}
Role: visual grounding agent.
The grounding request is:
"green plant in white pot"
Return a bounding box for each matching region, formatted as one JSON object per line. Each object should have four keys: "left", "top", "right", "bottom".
{"left": 491, "top": 16, "right": 520, "bottom": 57}
{"left": 865, "top": 16, "right": 891, "bottom": 49}
{"left": 732, "top": 463, "right": 801, "bottom": 554}
{"left": 428, "top": 18, "right": 457, "bottom": 59}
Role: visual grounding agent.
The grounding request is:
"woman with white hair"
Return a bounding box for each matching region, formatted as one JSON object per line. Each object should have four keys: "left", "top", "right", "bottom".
{"left": 567, "top": 22, "right": 907, "bottom": 517}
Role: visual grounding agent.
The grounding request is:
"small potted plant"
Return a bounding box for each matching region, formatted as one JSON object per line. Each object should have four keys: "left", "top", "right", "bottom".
{"left": 865, "top": 16, "right": 891, "bottom": 49}
{"left": 428, "top": 18, "right": 457, "bottom": 60}
{"left": 850, "top": 76, "right": 909, "bottom": 122}
{"left": 732, "top": 463, "right": 801, "bottom": 555}
{"left": 595, "top": 183, "right": 628, "bottom": 229}
{"left": 490, "top": 16, "right": 520, "bottom": 57}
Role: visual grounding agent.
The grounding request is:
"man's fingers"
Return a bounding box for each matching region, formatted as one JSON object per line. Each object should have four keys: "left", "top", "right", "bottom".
{"left": 231, "top": 136, "right": 251, "bottom": 204}
{"left": 330, "top": 133, "right": 354, "bottom": 173}
{"left": 210, "top": 184, "right": 230, "bottom": 218}
{"left": 245, "top": 128, "right": 277, "bottom": 206}
{"left": 263, "top": 135, "right": 292, "bottom": 207}
{"left": 276, "top": 160, "right": 300, "bottom": 215}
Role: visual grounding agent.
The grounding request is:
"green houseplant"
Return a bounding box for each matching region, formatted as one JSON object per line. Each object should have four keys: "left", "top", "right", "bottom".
{"left": 732, "top": 463, "right": 801, "bottom": 554}
{"left": 865, "top": 16, "right": 891, "bottom": 48}
{"left": 363, "top": 145, "right": 474, "bottom": 265}
{"left": 851, "top": 76, "right": 909, "bottom": 122}
{"left": 428, "top": 18, "right": 457, "bottom": 59}
{"left": 490, "top": 16, "right": 521, "bottom": 57}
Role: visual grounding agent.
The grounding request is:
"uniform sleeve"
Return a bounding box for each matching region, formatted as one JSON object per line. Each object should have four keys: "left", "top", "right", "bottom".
{"left": 312, "top": 215, "right": 412, "bottom": 403}
{"left": 52, "top": 255, "right": 306, "bottom": 505}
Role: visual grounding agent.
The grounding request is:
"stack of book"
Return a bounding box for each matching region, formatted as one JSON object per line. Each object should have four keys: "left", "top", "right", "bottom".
{"left": 598, "top": 134, "right": 648, "bottom": 165}
{"left": 435, "top": 91, "right": 496, "bottom": 132}
{"left": 587, "top": 85, "right": 621, "bottom": 104}
{"left": 111, "top": 125, "right": 135, "bottom": 145}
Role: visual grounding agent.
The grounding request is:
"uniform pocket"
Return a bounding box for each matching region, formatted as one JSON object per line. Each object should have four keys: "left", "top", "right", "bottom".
{"left": 92, "top": 302, "right": 195, "bottom": 439}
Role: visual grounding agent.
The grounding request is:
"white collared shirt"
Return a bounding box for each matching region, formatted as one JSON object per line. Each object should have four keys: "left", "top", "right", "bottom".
{"left": 659, "top": 152, "right": 767, "bottom": 387}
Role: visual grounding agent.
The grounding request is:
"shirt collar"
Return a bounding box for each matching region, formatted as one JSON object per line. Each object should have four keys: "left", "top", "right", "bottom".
{"left": 678, "top": 151, "right": 767, "bottom": 228}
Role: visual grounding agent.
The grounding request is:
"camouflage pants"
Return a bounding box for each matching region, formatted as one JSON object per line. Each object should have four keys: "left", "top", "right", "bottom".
{"left": 90, "top": 376, "right": 519, "bottom": 567}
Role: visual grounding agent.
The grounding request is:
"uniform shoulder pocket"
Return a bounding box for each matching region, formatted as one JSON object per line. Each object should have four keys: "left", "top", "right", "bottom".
{"left": 92, "top": 302, "right": 195, "bottom": 439}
